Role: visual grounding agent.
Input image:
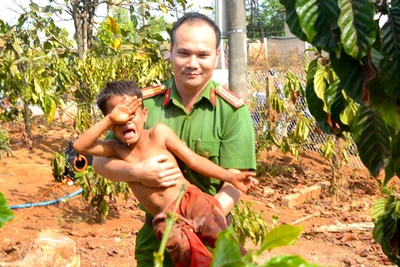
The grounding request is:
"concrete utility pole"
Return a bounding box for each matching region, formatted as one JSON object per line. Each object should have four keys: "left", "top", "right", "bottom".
{"left": 227, "top": 0, "right": 247, "bottom": 101}
{"left": 215, "top": 0, "right": 227, "bottom": 70}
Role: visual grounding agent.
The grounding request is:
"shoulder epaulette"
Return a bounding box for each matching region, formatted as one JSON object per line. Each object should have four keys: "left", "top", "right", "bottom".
{"left": 141, "top": 85, "right": 167, "bottom": 99}
{"left": 215, "top": 86, "right": 245, "bottom": 108}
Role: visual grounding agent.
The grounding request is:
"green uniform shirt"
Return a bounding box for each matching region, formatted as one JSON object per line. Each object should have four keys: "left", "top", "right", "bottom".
{"left": 143, "top": 79, "right": 256, "bottom": 196}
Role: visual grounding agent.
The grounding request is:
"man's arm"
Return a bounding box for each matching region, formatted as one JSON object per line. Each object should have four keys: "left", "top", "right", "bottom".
{"left": 92, "top": 154, "right": 181, "bottom": 187}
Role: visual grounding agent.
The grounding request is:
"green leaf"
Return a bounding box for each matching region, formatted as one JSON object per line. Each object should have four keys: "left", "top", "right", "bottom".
{"left": 392, "top": 133, "right": 400, "bottom": 177}
{"left": 305, "top": 59, "right": 331, "bottom": 133}
{"left": 11, "top": 42, "right": 23, "bottom": 56}
{"left": 160, "top": 3, "right": 168, "bottom": 14}
{"left": 295, "top": 117, "right": 310, "bottom": 143}
{"left": 320, "top": 0, "right": 341, "bottom": 25}
{"left": 34, "top": 79, "right": 42, "bottom": 94}
{"left": 42, "top": 5, "right": 62, "bottom": 14}
{"left": 29, "top": 2, "right": 40, "bottom": 12}
{"left": 279, "top": 0, "right": 308, "bottom": 41}
{"left": 373, "top": 216, "right": 384, "bottom": 244}
{"left": 371, "top": 198, "right": 388, "bottom": 221}
{"left": 44, "top": 95, "right": 57, "bottom": 123}
{"left": 10, "top": 64, "right": 19, "bottom": 77}
{"left": 312, "top": 0, "right": 339, "bottom": 52}
{"left": 264, "top": 255, "right": 322, "bottom": 267}
{"left": 330, "top": 51, "right": 363, "bottom": 104}
{"left": 0, "top": 192, "right": 14, "bottom": 228}
{"left": 383, "top": 161, "right": 396, "bottom": 187}
{"left": 352, "top": 106, "right": 391, "bottom": 176}
{"left": 327, "top": 79, "right": 352, "bottom": 132}
{"left": 379, "top": 0, "right": 400, "bottom": 99}
{"left": 381, "top": 214, "right": 397, "bottom": 254}
{"left": 371, "top": 48, "right": 383, "bottom": 72}
{"left": 296, "top": 0, "right": 318, "bottom": 42}
{"left": 339, "top": 101, "right": 357, "bottom": 127}
{"left": 258, "top": 224, "right": 303, "bottom": 254}
{"left": 314, "top": 65, "right": 327, "bottom": 105}
{"left": 212, "top": 230, "right": 244, "bottom": 267}
{"left": 43, "top": 41, "right": 53, "bottom": 51}
{"left": 369, "top": 79, "right": 400, "bottom": 133}
{"left": 338, "top": 0, "right": 377, "bottom": 60}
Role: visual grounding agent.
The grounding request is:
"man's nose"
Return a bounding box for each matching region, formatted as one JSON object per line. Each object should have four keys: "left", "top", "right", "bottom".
{"left": 186, "top": 56, "right": 199, "bottom": 69}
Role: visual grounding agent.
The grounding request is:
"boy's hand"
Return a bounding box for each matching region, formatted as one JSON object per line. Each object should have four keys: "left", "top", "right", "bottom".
{"left": 109, "top": 96, "right": 142, "bottom": 124}
{"left": 231, "top": 171, "right": 258, "bottom": 194}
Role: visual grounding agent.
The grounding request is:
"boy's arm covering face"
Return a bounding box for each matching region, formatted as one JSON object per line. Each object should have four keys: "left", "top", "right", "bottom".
{"left": 158, "top": 123, "right": 257, "bottom": 194}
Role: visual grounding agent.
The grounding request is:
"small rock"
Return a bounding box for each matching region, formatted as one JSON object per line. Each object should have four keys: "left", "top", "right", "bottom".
{"left": 266, "top": 203, "right": 275, "bottom": 209}
{"left": 8, "top": 229, "right": 80, "bottom": 267}
{"left": 359, "top": 249, "right": 368, "bottom": 257}
{"left": 343, "top": 258, "right": 353, "bottom": 266}
{"left": 263, "top": 187, "right": 274, "bottom": 196}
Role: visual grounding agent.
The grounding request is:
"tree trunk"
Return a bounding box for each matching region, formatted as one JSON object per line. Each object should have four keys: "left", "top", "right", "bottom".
{"left": 69, "top": 0, "right": 98, "bottom": 61}
{"left": 68, "top": 0, "right": 98, "bottom": 130}
{"left": 23, "top": 99, "right": 30, "bottom": 134}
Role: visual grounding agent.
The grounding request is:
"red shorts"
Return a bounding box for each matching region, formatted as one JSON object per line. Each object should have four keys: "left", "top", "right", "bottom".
{"left": 152, "top": 185, "right": 232, "bottom": 267}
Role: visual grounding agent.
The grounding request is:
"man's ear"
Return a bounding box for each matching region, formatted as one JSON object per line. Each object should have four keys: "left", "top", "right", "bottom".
{"left": 142, "top": 107, "right": 148, "bottom": 122}
{"left": 215, "top": 47, "right": 221, "bottom": 68}
{"left": 214, "top": 46, "right": 221, "bottom": 68}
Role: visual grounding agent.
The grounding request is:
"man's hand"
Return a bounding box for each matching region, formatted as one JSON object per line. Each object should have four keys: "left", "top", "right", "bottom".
{"left": 135, "top": 154, "right": 181, "bottom": 187}
{"left": 231, "top": 171, "right": 258, "bottom": 194}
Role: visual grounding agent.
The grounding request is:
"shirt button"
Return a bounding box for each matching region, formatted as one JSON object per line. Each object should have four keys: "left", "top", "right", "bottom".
{"left": 204, "top": 151, "right": 210, "bottom": 157}
{"left": 184, "top": 170, "right": 187, "bottom": 173}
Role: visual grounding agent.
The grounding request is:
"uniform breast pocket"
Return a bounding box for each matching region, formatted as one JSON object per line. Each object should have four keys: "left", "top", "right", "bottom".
{"left": 192, "top": 139, "right": 221, "bottom": 159}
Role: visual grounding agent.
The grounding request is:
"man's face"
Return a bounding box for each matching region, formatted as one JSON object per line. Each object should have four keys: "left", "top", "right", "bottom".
{"left": 170, "top": 21, "right": 220, "bottom": 92}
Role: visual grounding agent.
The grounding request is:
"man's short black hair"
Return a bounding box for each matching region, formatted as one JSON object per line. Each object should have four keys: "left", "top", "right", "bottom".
{"left": 170, "top": 12, "right": 221, "bottom": 50}
{"left": 97, "top": 80, "right": 143, "bottom": 116}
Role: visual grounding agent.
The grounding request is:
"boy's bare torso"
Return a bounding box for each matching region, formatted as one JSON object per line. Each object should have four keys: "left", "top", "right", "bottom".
{"left": 108, "top": 127, "right": 190, "bottom": 216}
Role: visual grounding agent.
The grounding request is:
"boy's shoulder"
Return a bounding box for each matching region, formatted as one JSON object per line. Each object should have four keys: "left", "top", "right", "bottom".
{"left": 141, "top": 85, "right": 167, "bottom": 99}
{"left": 151, "top": 123, "right": 170, "bottom": 133}
{"left": 214, "top": 85, "right": 245, "bottom": 108}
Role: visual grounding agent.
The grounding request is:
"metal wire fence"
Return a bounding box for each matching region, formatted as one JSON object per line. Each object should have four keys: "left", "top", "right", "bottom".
{"left": 247, "top": 70, "right": 366, "bottom": 170}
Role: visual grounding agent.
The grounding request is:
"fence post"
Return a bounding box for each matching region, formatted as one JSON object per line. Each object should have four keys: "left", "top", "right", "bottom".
{"left": 268, "top": 73, "right": 274, "bottom": 97}
{"left": 263, "top": 37, "right": 268, "bottom": 66}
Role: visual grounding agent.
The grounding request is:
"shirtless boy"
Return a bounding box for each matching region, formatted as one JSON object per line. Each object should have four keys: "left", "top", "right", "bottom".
{"left": 73, "top": 80, "right": 258, "bottom": 266}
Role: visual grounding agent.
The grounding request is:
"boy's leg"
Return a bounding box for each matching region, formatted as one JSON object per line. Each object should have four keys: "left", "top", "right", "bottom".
{"left": 214, "top": 182, "right": 241, "bottom": 216}
{"left": 214, "top": 182, "right": 241, "bottom": 242}
{"left": 135, "top": 222, "right": 174, "bottom": 267}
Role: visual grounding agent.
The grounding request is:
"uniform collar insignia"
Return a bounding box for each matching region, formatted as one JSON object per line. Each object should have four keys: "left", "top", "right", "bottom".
{"left": 162, "top": 87, "right": 172, "bottom": 107}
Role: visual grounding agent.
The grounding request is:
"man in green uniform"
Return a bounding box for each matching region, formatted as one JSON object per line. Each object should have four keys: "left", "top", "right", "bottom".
{"left": 92, "top": 12, "right": 256, "bottom": 266}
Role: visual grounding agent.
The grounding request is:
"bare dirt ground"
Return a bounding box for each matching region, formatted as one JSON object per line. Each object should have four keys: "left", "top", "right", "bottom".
{"left": 0, "top": 120, "right": 397, "bottom": 267}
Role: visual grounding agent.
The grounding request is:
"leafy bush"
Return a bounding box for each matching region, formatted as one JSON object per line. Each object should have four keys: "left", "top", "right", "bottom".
{"left": 74, "top": 166, "right": 130, "bottom": 221}
{"left": 0, "top": 127, "right": 13, "bottom": 158}
{"left": 372, "top": 189, "right": 400, "bottom": 266}
{"left": 279, "top": 0, "right": 400, "bottom": 264}
{"left": 212, "top": 224, "right": 323, "bottom": 267}
{"left": 232, "top": 200, "right": 269, "bottom": 246}
{"left": 50, "top": 151, "right": 67, "bottom": 182}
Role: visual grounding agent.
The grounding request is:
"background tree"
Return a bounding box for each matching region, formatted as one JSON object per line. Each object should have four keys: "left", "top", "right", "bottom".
{"left": 0, "top": 3, "right": 69, "bottom": 135}
{"left": 40, "top": 0, "right": 188, "bottom": 131}
{"left": 246, "top": 0, "right": 285, "bottom": 41}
